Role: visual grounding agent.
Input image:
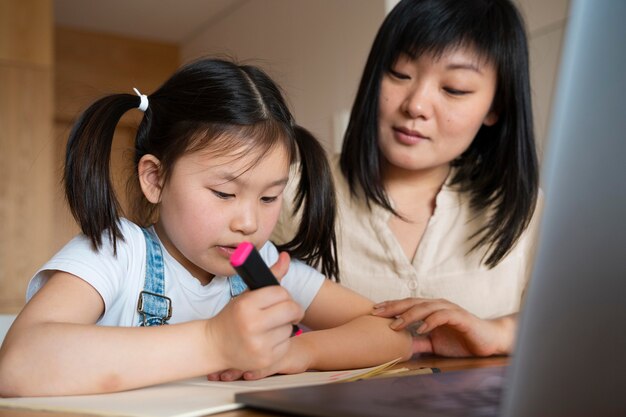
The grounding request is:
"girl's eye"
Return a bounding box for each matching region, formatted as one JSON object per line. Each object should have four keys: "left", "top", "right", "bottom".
{"left": 389, "top": 69, "right": 410, "bottom": 80}
{"left": 211, "top": 190, "right": 234, "bottom": 199}
{"left": 261, "top": 196, "right": 278, "bottom": 203}
{"left": 444, "top": 87, "right": 470, "bottom": 96}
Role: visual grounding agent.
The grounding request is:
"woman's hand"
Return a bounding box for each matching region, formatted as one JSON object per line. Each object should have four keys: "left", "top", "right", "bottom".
{"left": 372, "top": 298, "right": 516, "bottom": 357}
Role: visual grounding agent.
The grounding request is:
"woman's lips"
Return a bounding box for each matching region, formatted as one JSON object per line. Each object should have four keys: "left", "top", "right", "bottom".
{"left": 393, "top": 127, "right": 429, "bottom": 145}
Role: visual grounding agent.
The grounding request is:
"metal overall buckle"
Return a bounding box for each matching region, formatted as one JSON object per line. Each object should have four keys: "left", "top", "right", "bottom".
{"left": 136, "top": 290, "right": 173, "bottom": 326}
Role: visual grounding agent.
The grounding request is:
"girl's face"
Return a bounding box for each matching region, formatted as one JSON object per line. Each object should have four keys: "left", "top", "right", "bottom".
{"left": 378, "top": 47, "right": 498, "bottom": 177}
{"left": 153, "top": 141, "right": 290, "bottom": 284}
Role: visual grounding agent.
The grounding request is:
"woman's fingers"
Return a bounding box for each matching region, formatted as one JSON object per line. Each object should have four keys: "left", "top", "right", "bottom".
{"left": 373, "top": 298, "right": 459, "bottom": 331}
{"left": 372, "top": 298, "right": 423, "bottom": 317}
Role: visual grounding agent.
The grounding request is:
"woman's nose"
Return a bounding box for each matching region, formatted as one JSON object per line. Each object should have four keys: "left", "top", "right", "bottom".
{"left": 402, "top": 84, "right": 433, "bottom": 119}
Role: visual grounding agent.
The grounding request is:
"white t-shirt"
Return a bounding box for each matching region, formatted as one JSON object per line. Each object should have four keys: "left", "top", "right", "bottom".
{"left": 27, "top": 219, "right": 325, "bottom": 326}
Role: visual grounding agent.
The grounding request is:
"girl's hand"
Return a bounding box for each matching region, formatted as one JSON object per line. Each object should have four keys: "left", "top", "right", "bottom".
{"left": 207, "top": 335, "right": 312, "bottom": 381}
{"left": 372, "top": 298, "right": 515, "bottom": 357}
{"left": 206, "top": 251, "right": 304, "bottom": 377}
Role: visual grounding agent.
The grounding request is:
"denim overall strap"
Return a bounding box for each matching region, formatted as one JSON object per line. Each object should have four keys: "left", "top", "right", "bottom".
{"left": 229, "top": 275, "right": 248, "bottom": 298}
{"left": 137, "top": 228, "right": 172, "bottom": 326}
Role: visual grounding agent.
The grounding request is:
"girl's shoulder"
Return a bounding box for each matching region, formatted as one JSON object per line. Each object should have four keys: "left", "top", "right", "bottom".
{"left": 259, "top": 240, "right": 325, "bottom": 310}
{"left": 258, "top": 240, "right": 280, "bottom": 266}
{"left": 26, "top": 219, "right": 148, "bottom": 306}
{"left": 47, "top": 218, "right": 146, "bottom": 260}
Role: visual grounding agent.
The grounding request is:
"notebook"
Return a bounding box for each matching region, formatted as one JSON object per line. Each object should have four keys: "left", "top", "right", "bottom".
{"left": 0, "top": 359, "right": 401, "bottom": 417}
{"left": 236, "top": 1, "right": 626, "bottom": 415}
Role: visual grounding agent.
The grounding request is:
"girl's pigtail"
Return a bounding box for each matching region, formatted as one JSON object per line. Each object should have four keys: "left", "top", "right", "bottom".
{"left": 277, "top": 126, "right": 339, "bottom": 280}
{"left": 64, "top": 94, "right": 140, "bottom": 253}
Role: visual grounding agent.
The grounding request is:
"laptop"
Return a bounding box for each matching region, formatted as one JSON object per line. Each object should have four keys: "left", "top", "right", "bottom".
{"left": 236, "top": 1, "right": 626, "bottom": 416}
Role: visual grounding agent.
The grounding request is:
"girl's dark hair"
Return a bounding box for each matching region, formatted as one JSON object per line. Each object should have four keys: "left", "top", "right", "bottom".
{"left": 64, "top": 58, "right": 338, "bottom": 278}
{"left": 340, "top": 0, "right": 538, "bottom": 267}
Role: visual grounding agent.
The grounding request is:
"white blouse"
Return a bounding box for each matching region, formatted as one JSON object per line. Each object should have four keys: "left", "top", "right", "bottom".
{"left": 273, "top": 155, "right": 542, "bottom": 319}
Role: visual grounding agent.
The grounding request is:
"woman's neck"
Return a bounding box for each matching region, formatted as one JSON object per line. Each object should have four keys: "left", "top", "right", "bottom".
{"left": 382, "top": 163, "right": 451, "bottom": 215}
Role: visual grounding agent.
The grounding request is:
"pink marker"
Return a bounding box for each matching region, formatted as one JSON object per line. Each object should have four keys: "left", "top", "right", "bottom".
{"left": 230, "top": 242, "right": 302, "bottom": 336}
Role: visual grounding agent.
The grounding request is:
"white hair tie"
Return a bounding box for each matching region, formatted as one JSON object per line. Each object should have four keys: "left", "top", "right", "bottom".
{"left": 133, "top": 87, "right": 149, "bottom": 112}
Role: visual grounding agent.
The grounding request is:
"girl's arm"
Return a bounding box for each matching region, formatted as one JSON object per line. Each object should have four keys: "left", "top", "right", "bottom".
{"left": 0, "top": 271, "right": 302, "bottom": 397}
{"left": 215, "top": 280, "right": 413, "bottom": 381}
{"left": 299, "top": 280, "right": 413, "bottom": 369}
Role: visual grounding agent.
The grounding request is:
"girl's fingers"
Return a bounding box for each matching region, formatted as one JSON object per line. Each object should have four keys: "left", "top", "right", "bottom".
{"left": 234, "top": 288, "right": 304, "bottom": 332}
{"left": 206, "top": 372, "right": 221, "bottom": 381}
{"left": 208, "top": 369, "right": 245, "bottom": 382}
{"left": 270, "top": 251, "right": 291, "bottom": 282}
{"left": 238, "top": 285, "right": 291, "bottom": 310}
{"left": 219, "top": 369, "right": 244, "bottom": 381}
{"left": 260, "top": 299, "right": 305, "bottom": 332}
{"left": 243, "top": 368, "right": 271, "bottom": 380}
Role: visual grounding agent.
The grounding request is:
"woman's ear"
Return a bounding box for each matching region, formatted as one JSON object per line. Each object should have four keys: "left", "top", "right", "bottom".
{"left": 483, "top": 109, "right": 499, "bottom": 127}
{"left": 483, "top": 108, "right": 498, "bottom": 126}
{"left": 138, "top": 154, "right": 163, "bottom": 204}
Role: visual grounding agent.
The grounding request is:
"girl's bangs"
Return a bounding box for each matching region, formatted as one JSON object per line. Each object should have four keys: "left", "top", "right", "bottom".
{"left": 187, "top": 120, "right": 295, "bottom": 169}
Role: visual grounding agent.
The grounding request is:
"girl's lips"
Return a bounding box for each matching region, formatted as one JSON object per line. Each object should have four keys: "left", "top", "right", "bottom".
{"left": 216, "top": 245, "right": 237, "bottom": 258}
{"left": 393, "top": 127, "right": 429, "bottom": 145}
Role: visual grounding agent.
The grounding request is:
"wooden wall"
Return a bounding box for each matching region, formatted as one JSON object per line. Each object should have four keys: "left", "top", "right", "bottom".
{"left": 53, "top": 27, "right": 179, "bottom": 250}
{"left": 0, "top": 0, "right": 54, "bottom": 314}
{"left": 0, "top": 8, "right": 179, "bottom": 313}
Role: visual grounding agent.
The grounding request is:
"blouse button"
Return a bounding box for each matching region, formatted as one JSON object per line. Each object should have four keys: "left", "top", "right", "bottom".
{"left": 407, "top": 280, "right": 418, "bottom": 290}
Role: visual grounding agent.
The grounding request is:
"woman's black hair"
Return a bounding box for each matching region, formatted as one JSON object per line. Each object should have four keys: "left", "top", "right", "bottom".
{"left": 340, "top": 0, "right": 538, "bottom": 267}
{"left": 64, "top": 58, "right": 338, "bottom": 278}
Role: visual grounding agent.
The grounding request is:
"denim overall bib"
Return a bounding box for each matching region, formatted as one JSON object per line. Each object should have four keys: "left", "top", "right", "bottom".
{"left": 136, "top": 228, "right": 248, "bottom": 326}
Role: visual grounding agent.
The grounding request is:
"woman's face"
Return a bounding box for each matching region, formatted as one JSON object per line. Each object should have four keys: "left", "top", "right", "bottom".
{"left": 378, "top": 47, "right": 498, "bottom": 176}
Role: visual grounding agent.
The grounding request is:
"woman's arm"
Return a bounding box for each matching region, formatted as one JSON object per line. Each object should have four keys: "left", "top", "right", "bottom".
{"left": 372, "top": 298, "right": 517, "bottom": 357}
{"left": 0, "top": 271, "right": 302, "bottom": 397}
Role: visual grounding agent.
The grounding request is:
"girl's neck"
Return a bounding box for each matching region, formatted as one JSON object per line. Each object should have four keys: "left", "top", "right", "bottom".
{"left": 153, "top": 222, "right": 215, "bottom": 286}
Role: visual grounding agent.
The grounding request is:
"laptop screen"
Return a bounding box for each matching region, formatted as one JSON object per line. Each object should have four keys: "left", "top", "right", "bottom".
{"left": 501, "top": 0, "right": 626, "bottom": 415}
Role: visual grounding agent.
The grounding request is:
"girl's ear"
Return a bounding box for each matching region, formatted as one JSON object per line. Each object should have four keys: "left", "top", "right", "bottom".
{"left": 138, "top": 154, "right": 164, "bottom": 204}
{"left": 483, "top": 109, "right": 499, "bottom": 127}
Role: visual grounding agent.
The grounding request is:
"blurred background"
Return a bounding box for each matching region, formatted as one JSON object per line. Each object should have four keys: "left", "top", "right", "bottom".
{"left": 0, "top": 0, "right": 569, "bottom": 314}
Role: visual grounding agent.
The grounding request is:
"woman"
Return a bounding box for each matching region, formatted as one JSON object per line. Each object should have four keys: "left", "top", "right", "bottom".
{"left": 274, "top": 0, "right": 541, "bottom": 357}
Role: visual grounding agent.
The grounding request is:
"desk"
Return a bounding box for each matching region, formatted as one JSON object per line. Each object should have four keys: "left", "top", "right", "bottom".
{"left": 0, "top": 355, "right": 508, "bottom": 417}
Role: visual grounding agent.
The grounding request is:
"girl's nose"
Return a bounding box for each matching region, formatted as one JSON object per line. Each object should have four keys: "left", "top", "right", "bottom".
{"left": 230, "top": 204, "right": 258, "bottom": 235}
{"left": 402, "top": 84, "right": 433, "bottom": 120}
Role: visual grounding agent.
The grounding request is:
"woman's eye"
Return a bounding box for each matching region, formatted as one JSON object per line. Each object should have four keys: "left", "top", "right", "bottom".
{"left": 389, "top": 69, "right": 410, "bottom": 80}
{"left": 444, "top": 87, "right": 470, "bottom": 96}
{"left": 261, "top": 196, "right": 278, "bottom": 203}
{"left": 211, "top": 190, "right": 234, "bottom": 199}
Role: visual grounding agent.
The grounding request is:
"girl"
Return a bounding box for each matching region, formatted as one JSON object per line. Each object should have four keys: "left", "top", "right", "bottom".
{"left": 274, "top": 0, "right": 542, "bottom": 357}
{"left": 0, "top": 58, "right": 411, "bottom": 397}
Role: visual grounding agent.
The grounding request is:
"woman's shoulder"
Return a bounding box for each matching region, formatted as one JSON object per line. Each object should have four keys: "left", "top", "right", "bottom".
{"left": 327, "top": 153, "right": 369, "bottom": 213}
{"left": 328, "top": 153, "right": 348, "bottom": 192}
